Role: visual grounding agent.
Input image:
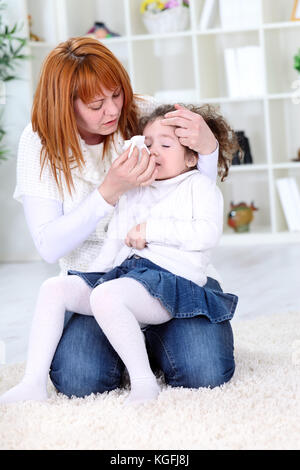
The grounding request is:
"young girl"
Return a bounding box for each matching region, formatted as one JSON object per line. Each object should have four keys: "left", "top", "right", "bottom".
{"left": 0, "top": 104, "right": 239, "bottom": 406}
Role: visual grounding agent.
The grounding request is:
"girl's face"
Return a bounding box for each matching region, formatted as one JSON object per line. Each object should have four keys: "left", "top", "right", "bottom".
{"left": 143, "top": 118, "right": 197, "bottom": 180}
{"left": 73, "top": 85, "right": 124, "bottom": 144}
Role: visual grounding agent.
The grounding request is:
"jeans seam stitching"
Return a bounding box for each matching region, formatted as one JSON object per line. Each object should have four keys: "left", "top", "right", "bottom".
{"left": 146, "top": 328, "right": 179, "bottom": 384}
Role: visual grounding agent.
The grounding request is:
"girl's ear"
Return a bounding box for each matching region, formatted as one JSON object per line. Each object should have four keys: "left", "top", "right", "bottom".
{"left": 185, "top": 151, "right": 198, "bottom": 168}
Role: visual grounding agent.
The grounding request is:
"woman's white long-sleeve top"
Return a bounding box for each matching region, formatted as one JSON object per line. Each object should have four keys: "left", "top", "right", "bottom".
{"left": 88, "top": 170, "right": 223, "bottom": 287}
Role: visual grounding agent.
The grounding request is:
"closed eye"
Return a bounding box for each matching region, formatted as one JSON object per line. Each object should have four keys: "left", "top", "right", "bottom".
{"left": 113, "top": 89, "right": 121, "bottom": 98}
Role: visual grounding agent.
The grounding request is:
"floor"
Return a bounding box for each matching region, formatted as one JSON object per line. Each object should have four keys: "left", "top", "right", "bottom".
{"left": 0, "top": 243, "right": 299, "bottom": 365}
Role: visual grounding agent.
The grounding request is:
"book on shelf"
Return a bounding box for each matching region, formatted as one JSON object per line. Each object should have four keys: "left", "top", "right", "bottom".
{"left": 199, "top": 0, "right": 217, "bottom": 30}
{"left": 224, "top": 48, "right": 241, "bottom": 98}
{"left": 219, "top": 0, "right": 262, "bottom": 29}
{"left": 276, "top": 177, "right": 300, "bottom": 232}
{"left": 224, "top": 46, "right": 263, "bottom": 98}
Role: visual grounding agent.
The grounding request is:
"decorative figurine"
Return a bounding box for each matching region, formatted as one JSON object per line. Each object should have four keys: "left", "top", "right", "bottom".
{"left": 86, "top": 22, "right": 120, "bottom": 39}
{"left": 227, "top": 201, "right": 258, "bottom": 233}
{"left": 291, "top": 148, "right": 300, "bottom": 162}
{"left": 232, "top": 130, "right": 253, "bottom": 165}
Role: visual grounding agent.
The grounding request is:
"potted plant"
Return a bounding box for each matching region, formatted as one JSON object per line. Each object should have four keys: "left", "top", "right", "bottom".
{"left": 294, "top": 48, "right": 300, "bottom": 74}
{"left": 0, "top": 0, "right": 28, "bottom": 162}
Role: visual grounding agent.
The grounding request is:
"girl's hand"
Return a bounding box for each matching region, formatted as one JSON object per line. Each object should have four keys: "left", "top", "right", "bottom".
{"left": 161, "top": 103, "right": 217, "bottom": 155}
{"left": 99, "top": 147, "right": 158, "bottom": 206}
{"left": 125, "top": 222, "right": 147, "bottom": 250}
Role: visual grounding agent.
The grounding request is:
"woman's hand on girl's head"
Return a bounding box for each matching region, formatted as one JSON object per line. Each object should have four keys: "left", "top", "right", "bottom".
{"left": 98, "top": 147, "right": 158, "bottom": 206}
{"left": 161, "top": 103, "right": 217, "bottom": 155}
{"left": 125, "top": 223, "right": 147, "bottom": 250}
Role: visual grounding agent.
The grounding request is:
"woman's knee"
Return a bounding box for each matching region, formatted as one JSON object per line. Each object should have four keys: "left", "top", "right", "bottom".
{"left": 50, "top": 363, "right": 123, "bottom": 398}
{"left": 167, "top": 355, "right": 235, "bottom": 389}
{"left": 49, "top": 313, "right": 124, "bottom": 398}
{"left": 147, "top": 318, "right": 235, "bottom": 390}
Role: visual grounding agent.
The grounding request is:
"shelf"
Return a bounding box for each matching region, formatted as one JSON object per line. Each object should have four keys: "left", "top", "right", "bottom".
{"left": 262, "top": 21, "right": 300, "bottom": 30}
{"left": 28, "top": 41, "right": 56, "bottom": 48}
{"left": 230, "top": 165, "right": 269, "bottom": 172}
{"left": 199, "top": 95, "right": 265, "bottom": 104}
{"left": 12, "top": 0, "right": 300, "bottom": 248}
{"left": 220, "top": 231, "right": 300, "bottom": 245}
{"left": 197, "top": 27, "right": 261, "bottom": 35}
{"left": 273, "top": 162, "right": 300, "bottom": 169}
{"left": 267, "top": 92, "right": 298, "bottom": 100}
{"left": 129, "top": 30, "right": 192, "bottom": 41}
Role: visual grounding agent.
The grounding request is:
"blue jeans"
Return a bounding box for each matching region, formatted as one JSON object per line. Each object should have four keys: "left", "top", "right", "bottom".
{"left": 49, "top": 277, "right": 235, "bottom": 398}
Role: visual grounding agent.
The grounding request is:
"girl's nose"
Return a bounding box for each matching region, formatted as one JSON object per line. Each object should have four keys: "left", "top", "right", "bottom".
{"left": 150, "top": 147, "right": 158, "bottom": 156}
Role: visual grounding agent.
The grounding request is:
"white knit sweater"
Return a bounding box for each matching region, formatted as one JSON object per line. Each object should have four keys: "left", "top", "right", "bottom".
{"left": 14, "top": 96, "right": 158, "bottom": 274}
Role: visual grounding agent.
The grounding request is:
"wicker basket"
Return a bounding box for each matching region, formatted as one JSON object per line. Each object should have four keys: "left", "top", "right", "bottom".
{"left": 142, "top": 6, "right": 189, "bottom": 34}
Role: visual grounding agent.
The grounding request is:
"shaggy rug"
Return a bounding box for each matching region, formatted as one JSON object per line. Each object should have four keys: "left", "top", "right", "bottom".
{"left": 0, "top": 311, "right": 299, "bottom": 451}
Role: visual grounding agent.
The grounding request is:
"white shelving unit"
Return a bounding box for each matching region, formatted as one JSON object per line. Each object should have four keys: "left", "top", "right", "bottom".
{"left": 14, "top": 0, "right": 300, "bottom": 244}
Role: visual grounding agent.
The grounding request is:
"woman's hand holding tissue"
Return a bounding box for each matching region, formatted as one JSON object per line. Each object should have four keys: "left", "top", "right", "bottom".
{"left": 99, "top": 146, "right": 157, "bottom": 206}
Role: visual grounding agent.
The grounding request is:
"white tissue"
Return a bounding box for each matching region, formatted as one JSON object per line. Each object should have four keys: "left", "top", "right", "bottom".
{"left": 123, "top": 135, "right": 150, "bottom": 159}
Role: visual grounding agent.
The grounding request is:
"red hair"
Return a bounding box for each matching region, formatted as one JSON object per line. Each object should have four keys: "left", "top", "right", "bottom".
{"left": 32, "top": 37, "right": 141, "bottom": 196}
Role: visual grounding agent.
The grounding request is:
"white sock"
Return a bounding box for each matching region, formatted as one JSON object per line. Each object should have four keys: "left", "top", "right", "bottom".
{"left": 89, "top": 277, "right": 172, "bottom": 405}
{"left": 0, "top": 275, "right": 92, "bottom": 404}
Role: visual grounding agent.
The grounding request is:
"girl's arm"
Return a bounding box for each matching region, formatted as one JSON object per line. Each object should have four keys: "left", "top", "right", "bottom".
{"left": 145, "top": 176, "right": 223, "bottom": 251}
{"left": 22, "top": 190, "right": 114, "bottom": 263}
{"left": 197, "top": 143, "right": 218, "bottom": 182}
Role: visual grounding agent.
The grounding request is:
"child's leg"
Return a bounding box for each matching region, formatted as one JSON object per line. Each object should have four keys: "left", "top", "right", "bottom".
{"left": 0, "top": 275, "right": 92, "bottom": 404}
{"left": 89, "top": 277, "right": 172, "bottom": 404}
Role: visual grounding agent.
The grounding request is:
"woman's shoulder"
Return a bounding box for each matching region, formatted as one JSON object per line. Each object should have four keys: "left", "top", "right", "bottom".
{"left": 14, "top": 121, "right": 62, "bottom": 203}
{"left": 19, "top": 122, "right": 42, "bottom": 151}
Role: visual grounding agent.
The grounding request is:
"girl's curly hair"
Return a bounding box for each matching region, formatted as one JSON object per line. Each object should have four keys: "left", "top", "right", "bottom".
{"left": 139, "top": 104, "right": 241, "bottom": 181}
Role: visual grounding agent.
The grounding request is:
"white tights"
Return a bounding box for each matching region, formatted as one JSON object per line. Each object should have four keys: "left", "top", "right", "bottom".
{"left": 0, "top": 275, "right": 172, "bottom": 405}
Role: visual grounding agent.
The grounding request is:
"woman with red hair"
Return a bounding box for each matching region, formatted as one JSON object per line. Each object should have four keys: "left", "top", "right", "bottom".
{"left": 9, "top": 37, "right": 233, "bottom": 401}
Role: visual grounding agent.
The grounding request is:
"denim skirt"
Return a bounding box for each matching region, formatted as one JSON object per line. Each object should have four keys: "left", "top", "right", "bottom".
{"left": 68, "top": 255, "right": 238, "bottom": 324}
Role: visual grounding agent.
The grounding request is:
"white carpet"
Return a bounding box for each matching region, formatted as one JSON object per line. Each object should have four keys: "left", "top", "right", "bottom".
{"left": 0, "top": 311, "right": 299, "bottom": 450}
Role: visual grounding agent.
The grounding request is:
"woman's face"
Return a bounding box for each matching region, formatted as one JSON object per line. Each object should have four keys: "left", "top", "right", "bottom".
{"left": 143, "top": 118, "right": 197, "bottom": 180}
{"left": 73, "top": 85, "right": 124, "bottom": 144}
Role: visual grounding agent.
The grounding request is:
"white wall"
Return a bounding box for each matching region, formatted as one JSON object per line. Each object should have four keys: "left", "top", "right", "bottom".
{"left": 0, "top": 0, "right": 39, "bottom": 261}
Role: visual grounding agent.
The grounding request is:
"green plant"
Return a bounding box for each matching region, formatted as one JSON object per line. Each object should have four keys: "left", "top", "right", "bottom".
{"left": 294, "top": 49, "right": 300, "bottom": 74}
{"left": 0, "top": 0, "right": 28, "bottom": 162}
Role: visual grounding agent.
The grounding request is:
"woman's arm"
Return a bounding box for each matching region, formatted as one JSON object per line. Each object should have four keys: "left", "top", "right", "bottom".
{"left": 15, "top": 125, "right": 157, "bottom": 264}
{"left": 22, "top": 189, "right": 113, "bottom": 263}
